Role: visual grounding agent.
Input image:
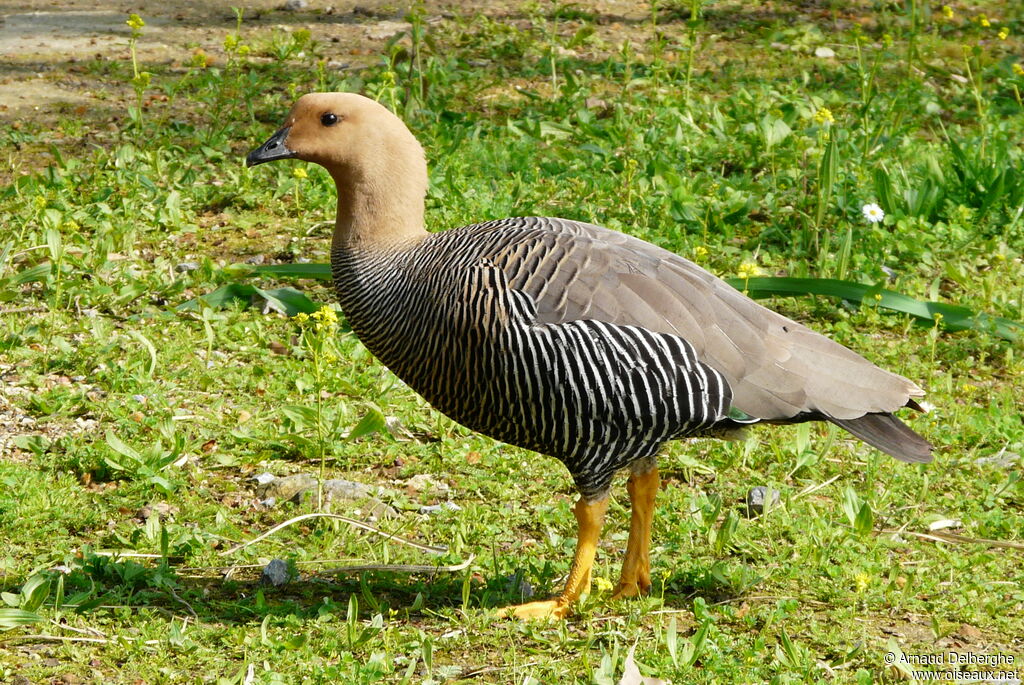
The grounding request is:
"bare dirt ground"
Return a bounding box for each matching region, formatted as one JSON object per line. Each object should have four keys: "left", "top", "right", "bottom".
{"left": 0, "top": 0, "right": 652, "bottom": 123}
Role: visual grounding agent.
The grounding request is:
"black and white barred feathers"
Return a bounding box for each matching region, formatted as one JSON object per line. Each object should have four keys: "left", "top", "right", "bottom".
{"left": 331, "top": 217, "right": 743, "bottom": 497}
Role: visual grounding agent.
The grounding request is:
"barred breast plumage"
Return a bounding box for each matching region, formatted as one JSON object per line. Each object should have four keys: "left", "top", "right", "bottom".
{"left": 246, "top": 92, "right": 933, "bottom": 620}
{"left": 331, "top": 218, "right": 735, "bottom": 497}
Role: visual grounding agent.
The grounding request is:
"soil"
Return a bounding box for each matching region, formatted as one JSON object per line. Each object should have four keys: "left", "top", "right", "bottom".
{"left": 0, "top": 0, "right": 652, "bottom": 123}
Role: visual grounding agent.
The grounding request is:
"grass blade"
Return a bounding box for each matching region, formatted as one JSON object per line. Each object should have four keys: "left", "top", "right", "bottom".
{"left": 727, "top": 276, "right": 1021, "bottom": 341}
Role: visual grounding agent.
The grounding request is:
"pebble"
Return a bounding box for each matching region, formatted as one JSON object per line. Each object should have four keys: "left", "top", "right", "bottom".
{"left": 260, "top": 559, "right": 291, "bottom": 586}
{"left": 283, "top": 0, "right": 308, "bottom": 10}
{"left": 745, "top": 486, "right": 780, "bottom": 517}
{"left": 405, "top": 473, "right": 450, "bottom": 497}
{"left": 255, "top": 474, "right": 398, "bottom": 518}
{"left": 174, "top": 262, "right": 200, "bottom": 273}
{"left": 503, "top": 572, "right": 533, "bottom": 600}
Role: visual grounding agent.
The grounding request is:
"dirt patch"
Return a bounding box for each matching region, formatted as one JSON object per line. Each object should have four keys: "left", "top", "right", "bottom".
{"left": 0, "top": 0, "right": 408, "bottom": 120}
{"left": 0, "top": 0, "right": 658, "bottom": 122}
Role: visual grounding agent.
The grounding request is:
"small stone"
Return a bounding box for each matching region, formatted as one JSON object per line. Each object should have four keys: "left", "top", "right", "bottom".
{"left": 252, "top": 472, "right": 276, "bottom": 486}
{"left": 814, "top": 46, "right": 836, "bottom": 58}
{"left": 745, "top": 486, "right": 780, "bottom": 517}
{"left": 362, "top": 499, "right": 399, "bottom": 519}
{"left": 174, "top": 262, "right": 200, "bottom": 273}
{"left": 260, "top": 559, "right": 291, "bottom": 587}
{"left": 503, "top": 572, "right": 533, "bottom": 600}
{"left": 405, "top": 473, "right": 450, "bottom": 497}
{"left": 927, "top": 518, "right": 962, "bottom": 531}
{"left": 244, "top": 254, "right": 266, "bottom": 265}
{"left": 419, "top": 501, "right": 461, "bottom": 515}
{"left": 323, "top": 478, "right": 371, "bottom": 500}
{"left": 364, "top": 20, "right": 410, "bottom": 41}
{"left": 957, "top": 623, "right": 983, "bottom": 640}
{"left": 283, "top": 0, "right": 308, "bottom": 9}
{"left": 132, "top": 394, "right": 147, "bottom": 404}
{"left": 257, "top": 473, "right": 317, "bottom": 502}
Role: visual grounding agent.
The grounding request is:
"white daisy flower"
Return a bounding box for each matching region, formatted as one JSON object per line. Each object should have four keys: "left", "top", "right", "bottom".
{"left": 862, "top": 203, "right": 885, "bottom": 223}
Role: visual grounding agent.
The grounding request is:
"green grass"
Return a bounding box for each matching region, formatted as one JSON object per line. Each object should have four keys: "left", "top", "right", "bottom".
{"left": 2, "top": 1, "right": 1023, "bottom": 682}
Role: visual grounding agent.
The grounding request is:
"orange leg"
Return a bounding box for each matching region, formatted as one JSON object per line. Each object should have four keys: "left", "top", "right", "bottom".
{"left": 612, "top": 466, "right": 660, "bottom": 599}
{"left": 499, "top": 495, "right": 609, "bottom": 620}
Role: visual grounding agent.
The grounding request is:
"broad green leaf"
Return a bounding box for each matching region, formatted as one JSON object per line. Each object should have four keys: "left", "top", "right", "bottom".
{"left": 855, "top": 501, "right": 874, "bottom": 536}
{"left": 177, "top": 284, "right": 319, "bottom": 316}
{"left": 255, "top": 286, "right": 320, "bottom": 316}
{"left": 841, "top": 486, "right": 862, "bottom": 529}
{"left": 347, "top": 407, "right": 386, "bottom": 440}
{"left": 0, "top": 608, "right": 44, "bottom": 630}
{"left": 14, "top": 262, "right": 51, "bottom": 285}
{"left": 280, "top": 405, "right": 318, "bottom": 429}
{"left": 727, "top": 276, "right": 1021, "bottom": 341}
{"left": 105, "top": 431, "right": 142, "bottom": 463}
{"left": 19, "top": 574, "right": 50, "bottom": 612}
{"left": 253, "top": 263, "right": 332, "bottom": 279}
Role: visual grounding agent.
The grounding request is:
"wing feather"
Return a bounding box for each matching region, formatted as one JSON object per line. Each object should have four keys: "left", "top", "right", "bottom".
{"left": 495, "top": 218, "right": 923, "bottom": 421}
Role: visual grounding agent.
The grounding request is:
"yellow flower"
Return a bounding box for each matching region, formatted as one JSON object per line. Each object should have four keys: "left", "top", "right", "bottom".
{"left": 994, "top": 253, "right": 1006, "bottom": 261}
{"left": 813, "top": 107, "right": 835, "bottom": 125}
{"left": 1014, "top": 63, "right": 1024, "bottom": 77}
{"left": 238, "top": 44, "right": 251, "bottom": 56}
{"left": 592, "top": 577, "right": 613, "bottom": 594}
{"left": 882, "top": 33, "right": 894, "bottom": 49}
{"left": 126, "top": 14, "right": 145, "bottom": 31}
{"left": 942, "top": 5, "right": 954, "bottom": 20}
{"left": 311, "top": 305, "right": 339, "bottom": 332}
{"left": 293, "top": 167, "right": 308, "bottom": 179}
{"left": 998, "top": 27, "right": 1009, "bottom": 40}
{"left": 977, "top": 14, "right": 991, "bottom": 28}
{"left": 294, "top": 312, "right": 310, "bottom": 324}
{"left": 693, "top": 245, "right": 709, "bottom": 259}
{"left": 737, "top": 261, "right": 762, "bottom": 279}
{"left": 961, "top": 383, "right": 977, "bottom": 394}
{"left": 224, "top": 34, "right": 238, "bottom": 51}
{"left": 63, "top": 220, "right": 80, "bottom": 232}
{"left": 190, "top": 50, "right": 210, "bottom": 68}
{"left": 854, "top": 572, "right": 870, "bottom": 593}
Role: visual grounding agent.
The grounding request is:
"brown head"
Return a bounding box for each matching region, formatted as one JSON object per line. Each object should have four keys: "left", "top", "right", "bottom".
{"left": 247, "top": 92, "right": 429, "bottom": 247}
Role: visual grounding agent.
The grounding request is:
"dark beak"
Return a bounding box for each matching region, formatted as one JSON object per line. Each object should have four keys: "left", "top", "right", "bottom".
{"left": 246, "top": 126, "right": 296, "bottom": 167}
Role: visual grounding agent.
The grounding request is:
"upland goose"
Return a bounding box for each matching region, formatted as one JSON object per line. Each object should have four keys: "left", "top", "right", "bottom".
{"left": 247, "top": 93, "right": 932, "bottom": 619}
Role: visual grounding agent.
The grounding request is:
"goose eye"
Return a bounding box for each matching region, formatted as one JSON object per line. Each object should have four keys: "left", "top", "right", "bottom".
{"left": 321, "top": 112, "right": 339, "bottom": 127}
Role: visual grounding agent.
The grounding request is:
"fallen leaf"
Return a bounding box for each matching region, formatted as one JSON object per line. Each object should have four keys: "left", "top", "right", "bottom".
{"left": 619, "top": 644, "right": 666, "bottom": 685}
